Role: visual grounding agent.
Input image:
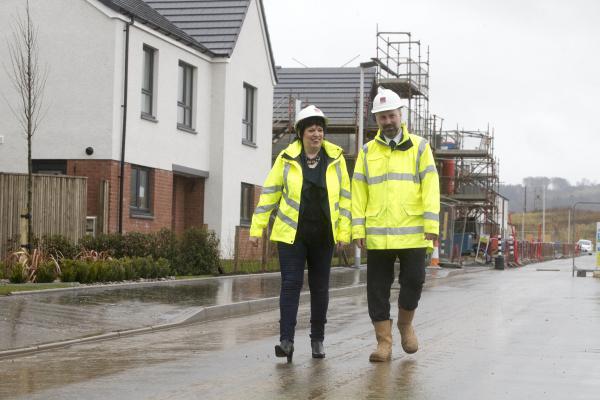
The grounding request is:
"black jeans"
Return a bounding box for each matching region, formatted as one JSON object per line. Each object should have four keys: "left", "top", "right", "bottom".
{"left": 277, "top": 239, "right": 334, "bottom": 342}
{"left": 367, "top": 248, "right": 426, "bottom": 322}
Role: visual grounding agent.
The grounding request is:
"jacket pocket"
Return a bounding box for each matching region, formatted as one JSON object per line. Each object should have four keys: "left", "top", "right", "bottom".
{"left": 402, "top": 203, "right": 424, "bottom": 216}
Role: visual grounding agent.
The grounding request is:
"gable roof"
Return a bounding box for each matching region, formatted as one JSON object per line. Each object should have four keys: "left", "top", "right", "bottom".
{"left": 98, "top": 0, "right": 216, "bottom": 56}
{"left": 274, "top": 67, "right": 377, "bottom": 127}
{"left": 143, "top": 0, "right": 251, "bottom": 57}
{"left": 98, "top": 0, "right": 277, "bottom": 80}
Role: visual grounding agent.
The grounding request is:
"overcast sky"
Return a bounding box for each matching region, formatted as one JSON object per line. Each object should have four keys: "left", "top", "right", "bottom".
{"left": 262, "top": 0, "right": 600, "bottom": 185}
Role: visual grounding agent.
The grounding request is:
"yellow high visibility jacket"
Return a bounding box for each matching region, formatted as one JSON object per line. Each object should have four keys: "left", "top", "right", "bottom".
{"left": 250, "top": 140, "right": 352, "bottom": 244}
{"left": 352, "top": 125, "right": 440, "bottom": 250}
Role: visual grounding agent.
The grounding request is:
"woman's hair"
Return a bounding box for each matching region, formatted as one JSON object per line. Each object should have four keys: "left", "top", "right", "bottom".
{"left": 296, "top": 116, "right": 326, "bottom": 138}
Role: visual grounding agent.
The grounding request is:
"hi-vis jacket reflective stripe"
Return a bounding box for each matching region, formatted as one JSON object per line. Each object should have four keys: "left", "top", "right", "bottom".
{"left": 352, "top": 125, "right": 440, "bottom": 250}
{"left": 250, "top": 140, "right": 352, "bottom": 244}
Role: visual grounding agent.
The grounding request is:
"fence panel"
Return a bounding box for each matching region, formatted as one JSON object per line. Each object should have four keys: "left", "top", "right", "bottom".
{"left": 0, "top": 173, "right": 87, "bottom": 259}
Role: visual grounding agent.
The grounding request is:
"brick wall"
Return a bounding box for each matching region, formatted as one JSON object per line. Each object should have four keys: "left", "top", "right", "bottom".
{"left": 172, "top": 175, "right": 187, "bottom": 234}
{"left": 66, "top": 160, "right": 203, "bottom": 236}
{"left": 124, "top": 167, "right": 173, "bottom": 233}
{"left": 184, "top": 177, "right": 205, "bottom": 230}
{"left": 67, "top": 159, "right": 115, "bottom": 218}
{"left": 235, "top": 184, "right": 264, "bottom": 261}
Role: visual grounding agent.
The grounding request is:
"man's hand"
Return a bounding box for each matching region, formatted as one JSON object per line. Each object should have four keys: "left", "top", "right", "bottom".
{"left": 424, "top": 233, "right": 438, "bottom": 242}
{"left": 249, "top": 236, "right": 259, "bottom": 247}
{"left": 354, "top": 238, "right": 365, "bottom": 249}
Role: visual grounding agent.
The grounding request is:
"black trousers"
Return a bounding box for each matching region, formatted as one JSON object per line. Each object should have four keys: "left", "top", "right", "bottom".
{"left": 277, "top": 239, "right": 334, "bottom": 342}
{"left": 367, "top": 248, "right": 426, "bottom": 322}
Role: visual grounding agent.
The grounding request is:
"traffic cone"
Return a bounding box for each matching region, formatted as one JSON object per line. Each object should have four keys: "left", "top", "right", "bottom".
{"left": 430, "top": 240, "right": 440, "bottom": 267}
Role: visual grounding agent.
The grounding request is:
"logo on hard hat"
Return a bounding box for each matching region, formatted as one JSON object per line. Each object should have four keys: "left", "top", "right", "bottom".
{"left": 380, "top": 97, "right": 386, "bottom": 103}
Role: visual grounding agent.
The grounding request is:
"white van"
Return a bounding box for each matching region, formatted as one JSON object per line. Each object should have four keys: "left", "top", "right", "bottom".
{"left": 577, "top": 239, "right": 593, "bottom": 255}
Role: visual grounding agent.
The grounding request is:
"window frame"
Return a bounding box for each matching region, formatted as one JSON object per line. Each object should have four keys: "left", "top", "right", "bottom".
{"left": 141, "top": 45, "right": 156, "bottom": 119}
{"left": 242, "top": 83, "right": 256, "bottom": 146}
{"left": 240, "top": 182, "right": 254, "bottom": 227}
{"left": 130, "top": 165, "right": 152, "bottom": 216}
{"left": 177, "top": 61, "right": 194, "bottom": 131}
{"left": 32, "top": 159, "right": 67, "bottom": 175}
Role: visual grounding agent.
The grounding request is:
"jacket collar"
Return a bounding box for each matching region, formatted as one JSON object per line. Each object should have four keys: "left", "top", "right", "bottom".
{"left": 374, "top": 124, "right": 412, "bottom": 151}
{"left": 282, "top": 139, "right": 343, "bottom": 161}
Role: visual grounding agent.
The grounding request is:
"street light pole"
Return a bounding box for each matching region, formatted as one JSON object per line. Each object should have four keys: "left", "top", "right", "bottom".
{"left": 542, "top": 185, "right": 546, "bottom": 242}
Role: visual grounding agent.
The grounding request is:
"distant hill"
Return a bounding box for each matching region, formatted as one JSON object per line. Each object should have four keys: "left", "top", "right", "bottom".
{"left": 509, "top": 208, "right": 600, "bottom": 243}
{"left": 500, "top": 177, "right": 600, "bottom": 213}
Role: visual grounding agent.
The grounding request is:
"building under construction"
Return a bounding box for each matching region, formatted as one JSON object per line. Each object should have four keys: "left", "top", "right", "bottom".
{"left": 272, "top": 30, "right": 506, "bottom": 265}
{"left": 272, "top": 66, "right": 377, "bottom": 170}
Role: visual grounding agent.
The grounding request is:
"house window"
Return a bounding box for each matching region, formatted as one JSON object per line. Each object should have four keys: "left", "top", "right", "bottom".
{"left": 177, "top": 61, "right": 194, "bottom": 130}
{"left": 240, "top": 183, "right": 254, "bottom": 226}
{"left": 141, "top": 45, "right": 156, "bottom": 118}
{"left": 130, "top": 166, "right": 151, "bottom": 214}
{"left": 242, "top": 83, "right": 256, "bottom": 145}
{"left": 32, "top": 160, "right": 67, "bottom": 175}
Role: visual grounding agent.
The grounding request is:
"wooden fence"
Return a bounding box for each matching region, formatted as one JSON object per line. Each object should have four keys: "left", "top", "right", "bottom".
{"left": 0, "top": 173, "right": 87, "bottom": 259}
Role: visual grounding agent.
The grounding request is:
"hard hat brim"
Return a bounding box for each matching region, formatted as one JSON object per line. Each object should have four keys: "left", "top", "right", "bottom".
{"left": 371, "top": 105, "right": 402, "bottom": 114}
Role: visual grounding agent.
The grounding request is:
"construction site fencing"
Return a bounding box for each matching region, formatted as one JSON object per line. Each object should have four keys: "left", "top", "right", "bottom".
{"left": 498, "top": 238, "right": 577, "bottom": 267}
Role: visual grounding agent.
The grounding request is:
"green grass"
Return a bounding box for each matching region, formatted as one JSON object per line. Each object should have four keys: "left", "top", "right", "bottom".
{"left": 221, "top": 259, "right": 280, "bottom": 274}
{"left": 0, "top": 282, "right": 80, "bottom": 296}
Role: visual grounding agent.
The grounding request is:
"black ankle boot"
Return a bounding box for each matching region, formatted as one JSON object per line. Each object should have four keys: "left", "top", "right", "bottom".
{"left": 275, "top": 339, "right": 294, "bottom": 362}
{"left": 311, "top": 341, "right": 325, "bottom": 358}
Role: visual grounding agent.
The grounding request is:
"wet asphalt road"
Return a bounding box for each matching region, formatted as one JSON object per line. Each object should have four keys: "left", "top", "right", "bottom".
{"left": 0, "top": 268, "right": 366, "bottom": 350}
{"left": 1, "top": 256, "right": 600, "bottom": 400}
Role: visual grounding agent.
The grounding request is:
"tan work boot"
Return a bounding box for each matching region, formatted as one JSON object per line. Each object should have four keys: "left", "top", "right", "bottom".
{"left": 369, "top": 320, "right": 393, "bottom": 362}
{"left": 397, "top": 308, "right": 418, "bottom": 354}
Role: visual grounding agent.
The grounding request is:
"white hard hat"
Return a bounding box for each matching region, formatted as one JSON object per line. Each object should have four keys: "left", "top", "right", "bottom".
{"left": 371, "top": 87, "right": 402, "bottom": 114}
{"left": 294, "top": 104, "right": 328, "bottom": 132}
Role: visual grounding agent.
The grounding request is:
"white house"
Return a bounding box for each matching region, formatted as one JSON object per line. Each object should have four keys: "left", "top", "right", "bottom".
{"left": 0, "top": 0, "right": 277, "bottom": 258}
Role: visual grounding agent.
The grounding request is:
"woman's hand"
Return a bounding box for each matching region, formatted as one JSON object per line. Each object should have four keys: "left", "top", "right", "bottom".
{"left": 249, "top": 236, "right": 259, "bottom": 247}
{"left": 336, "top": 241, "right": 348, "bottom": 251}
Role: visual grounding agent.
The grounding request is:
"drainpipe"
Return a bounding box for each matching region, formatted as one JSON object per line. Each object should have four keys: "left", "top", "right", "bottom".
{"left": 118, "top": 16, "right": 134, "bottom": 234}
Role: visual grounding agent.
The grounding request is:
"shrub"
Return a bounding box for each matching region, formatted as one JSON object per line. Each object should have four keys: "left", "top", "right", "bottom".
{"left": 75, "top": 249, "right": 112, "bottom": 262}
{"left": 176, "top": 227, "right": 221, "bottom": 275}
{"left": 94, "top": 260, "right": 122, "bottom": 282}
{"left": 80, "top": 233, "right": 123, "bottom": 257}
{"left": 74, "top": 260, "right": 93, "bottom": 284}
{"left": 35, "top": 260, "right": 60, "bottom": 283}
{"left": 122, "top": 232, "right": 153, "bottom": 258}
{"left": 0, "top": 261, "right": 6, "bottom": 280}
{"left": 9, "top": 263, "right": 27, "bottom": 283}
{"left": 60, "top": 259, "right": 78, "bottom": 282}
{"left": 58, "top": 257, "right": 170, "bottom": 283}
{"left": 153, "top": 229, "right": 177, "bottom": 263}
{"left": 120, "top": 257, "right": 136, "bottom": 281}
{"left": 38, "top": 235, "right": 78, "bottom": 259}
{"left": 155, "top": 258, "right": 171, "bottom": 277}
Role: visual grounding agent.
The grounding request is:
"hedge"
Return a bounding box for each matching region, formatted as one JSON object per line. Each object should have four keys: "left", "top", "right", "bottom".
{"left": 37, "top": 227, "right": 220, "bottom": 276}
{"left": 60, "top": 257, "right": 171, "bottom": 283}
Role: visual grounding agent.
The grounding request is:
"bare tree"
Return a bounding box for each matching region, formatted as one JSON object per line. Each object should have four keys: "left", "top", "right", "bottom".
{"left": 4, "top": 0, "right": 48, "bottom": 249}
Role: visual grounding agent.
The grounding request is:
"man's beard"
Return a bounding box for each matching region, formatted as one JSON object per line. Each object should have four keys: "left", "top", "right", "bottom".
{"left": 382, "top": 125, "right": 399, "bottom": 138}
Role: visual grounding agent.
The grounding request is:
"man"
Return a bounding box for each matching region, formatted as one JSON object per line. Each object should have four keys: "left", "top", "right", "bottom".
{"left": 352, "top": 87, "right": 440, "bottom": 362}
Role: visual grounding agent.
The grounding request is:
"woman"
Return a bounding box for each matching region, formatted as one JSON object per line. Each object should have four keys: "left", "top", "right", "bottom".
{"left": 249, "top": 105, "right": 352, "bottom": 362}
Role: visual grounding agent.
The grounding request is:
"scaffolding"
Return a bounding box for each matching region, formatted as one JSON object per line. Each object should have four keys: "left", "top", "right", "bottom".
{"left": 432, "top": 127, "right": 502, "bottom": 264}
{"left": 270, "top": 31, "right": 503, "bottom": 267}
{"left": 369, "top": 31, "right": 430, "bottom": 139}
